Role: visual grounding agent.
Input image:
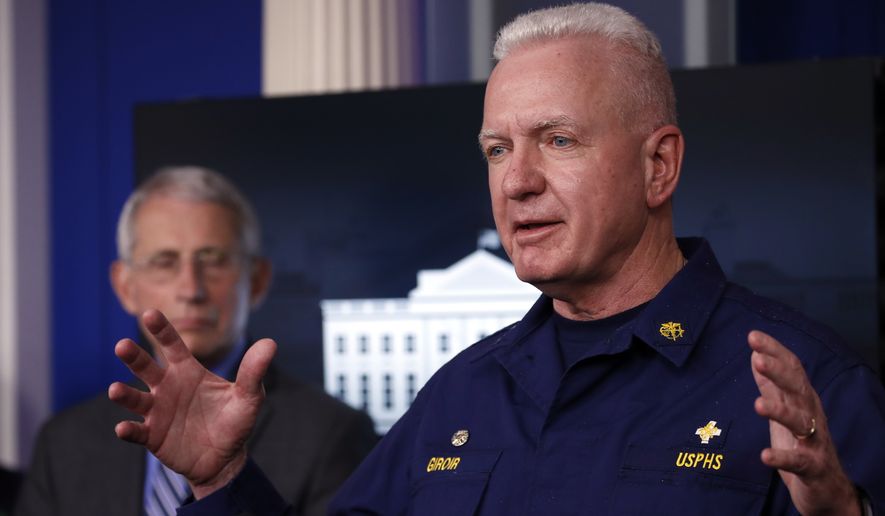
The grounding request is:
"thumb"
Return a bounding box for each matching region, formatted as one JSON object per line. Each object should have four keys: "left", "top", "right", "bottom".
{"left": 236, "top": 338, "right": 277, "bottom": 399}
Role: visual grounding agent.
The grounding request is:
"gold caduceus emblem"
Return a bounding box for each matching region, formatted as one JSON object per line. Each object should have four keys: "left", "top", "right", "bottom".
{"left": 695, "top": 420, "right": 722, "bottom": 444}
{"left": 659, "top": 322, "right": 685, "bottom": 341}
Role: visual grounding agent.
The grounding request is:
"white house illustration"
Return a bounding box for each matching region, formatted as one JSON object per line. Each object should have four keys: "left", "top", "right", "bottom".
{"left": 321, "top": 248, "right": 540, "bottom": 433}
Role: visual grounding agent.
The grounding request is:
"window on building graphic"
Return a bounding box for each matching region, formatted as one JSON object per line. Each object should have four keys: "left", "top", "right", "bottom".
{"left": 406, "top": 374, "right": 416, "bottom": 403}
{"left": 383, "top": 374, "right": 393, "bottom": 409}
{"left": 382, "top": 334, "right": 391, "bottom": 353}
{"left": 336, "top": 374, "right": 347, "bottom": 400}
{"left": 336, "top": 335, "right": 346, "bottom": 353}
{"left": 359, "top": 335, "right": 368, "bottom": 354}
{"left": 360, "top": 374, "right": 370, "bottom": 410}
{"left": 405, "top": 334, "right": 415, "bottom": 353}
{"left": 439, "top": 333, "right": 449, "bottom": 353}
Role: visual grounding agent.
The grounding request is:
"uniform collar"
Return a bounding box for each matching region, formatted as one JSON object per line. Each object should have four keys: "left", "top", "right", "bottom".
{"left": 631, "top": 237, "right": 727, "bottom": 366}
{"left": 492, "top": 237, "right": 727, "bottom": 368}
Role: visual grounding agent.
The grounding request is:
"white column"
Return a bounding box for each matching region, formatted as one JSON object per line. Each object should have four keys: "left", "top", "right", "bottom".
{"left": 262, "top": 0, "right": 299, "bottom": 95}
{"left": 365, "top": 0, "right": 384, "bottom": 89}
{"left": 0, "top": 0, "right": 14, "bottom": 467}
{"left": 382, "top": 0, "right": 399, "bottom": 86}
{"left": 309, "top": 0, "right": 328, "bottom": 91}
{"left": 469, "top": 0, "right": 494, "bottom": 82}
{"left": 327, "top": 0, "right": 349, "bottom": 91}
{"left": 396, "top": 0, "right": 417, "bottom": 87}
{"left": 263, "top": 0, "right": 421, "bottom": 96}
{"left": 683, "top": 0, "right": 736, "bottom": 68}
{"left": 683, "top": 0, "right": 708, "bottom": 67}
{"left": 0, "top": 0, "right": 51, "bottom": 469}
{"left": 346, "top": 0, "right": 368, "bottom": 89}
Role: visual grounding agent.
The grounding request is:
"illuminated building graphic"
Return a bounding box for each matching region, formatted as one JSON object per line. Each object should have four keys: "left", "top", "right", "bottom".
{"left": 322, "top": 248, "right": 539, "bottom": 432}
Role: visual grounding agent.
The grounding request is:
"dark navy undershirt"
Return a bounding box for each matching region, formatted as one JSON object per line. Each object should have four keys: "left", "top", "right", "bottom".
{"left": 552, "top": 303, "right": 648, "bottom": 370}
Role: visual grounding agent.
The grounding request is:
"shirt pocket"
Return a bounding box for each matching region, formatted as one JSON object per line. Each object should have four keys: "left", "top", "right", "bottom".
{"left": 408, "top": 448, "right": 502, "bottom": 516}
{"left": 609, "top": 444, "right": 772, "bottom": 515}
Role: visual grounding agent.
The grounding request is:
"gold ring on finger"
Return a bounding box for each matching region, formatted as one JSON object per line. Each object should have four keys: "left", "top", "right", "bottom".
{"left": 795, "top": 417, "right": 816, "bottom": 440}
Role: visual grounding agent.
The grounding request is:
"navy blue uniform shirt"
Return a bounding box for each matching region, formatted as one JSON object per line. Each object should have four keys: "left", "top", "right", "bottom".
{"left": 183, "top": 238, "right": 885, "bottom": 515}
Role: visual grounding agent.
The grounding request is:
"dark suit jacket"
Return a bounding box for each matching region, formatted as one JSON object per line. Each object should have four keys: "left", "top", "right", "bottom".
{"left": 14, "top": 366, "right": 377, "bottom": 516}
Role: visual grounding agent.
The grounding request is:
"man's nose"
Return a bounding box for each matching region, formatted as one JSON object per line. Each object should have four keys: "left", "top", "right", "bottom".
{"left": 501, "top": 145, "right": 545, "bottom": 200}
{"left": 175, "top": 259, "right": 208, "bottom": 302}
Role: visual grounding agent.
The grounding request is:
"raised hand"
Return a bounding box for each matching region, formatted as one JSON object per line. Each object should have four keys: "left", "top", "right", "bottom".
{"left": 749, "top": 330, "right": 860, "bottom": 516}
{"left": 108, "top": 309, "right": 276, "bottom": 499}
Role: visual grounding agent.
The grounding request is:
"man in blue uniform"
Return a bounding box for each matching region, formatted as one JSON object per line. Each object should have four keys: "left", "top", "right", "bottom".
{"left": 108, "top": 3, "right": 885, "bottom": 514}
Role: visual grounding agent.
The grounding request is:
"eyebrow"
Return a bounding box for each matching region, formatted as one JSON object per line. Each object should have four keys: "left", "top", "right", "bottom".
{"left": 531, "top": 115, "right": 579, "bottom": 131}
{"left": 477, "top": 129, "right": 500, "bottom": 146}
{"left": 477, "top": 115, "right": 580, "bottom": 145}
{"left": 139, "top": 246, "right": 230, "bottom": 258}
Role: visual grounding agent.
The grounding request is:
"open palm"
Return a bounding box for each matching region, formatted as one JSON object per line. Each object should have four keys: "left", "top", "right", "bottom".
{"left": 109, "top": 309, "right": 276, "bottom": 497}
{"left": 749, "top": 330, "right": 859, "bottom": 515}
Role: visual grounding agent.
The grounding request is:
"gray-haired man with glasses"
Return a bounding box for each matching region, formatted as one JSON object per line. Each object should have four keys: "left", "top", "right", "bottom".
{"left": 16, "top": 166, "right": 377, "bottom": 516}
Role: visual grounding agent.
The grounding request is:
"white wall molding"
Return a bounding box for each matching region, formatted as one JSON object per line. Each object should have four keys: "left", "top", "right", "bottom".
{"left": 0, "top": 0, "right": 15, "bottom": 467}
{"left": 0, "top": 0, "right": 51, "bottom": 468}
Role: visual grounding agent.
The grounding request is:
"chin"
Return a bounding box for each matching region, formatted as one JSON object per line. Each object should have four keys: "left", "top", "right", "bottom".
{"left": 182, "top": 336, "right": 224, "bottom": 361}
{"left": 513, "top": 254, "right": 556, "bottom": 282}
{"left": 514, "top": 266, "right": 558, "bottom": 288}
{"left": 193, "top": 349, "right": 231, "bottom": 369}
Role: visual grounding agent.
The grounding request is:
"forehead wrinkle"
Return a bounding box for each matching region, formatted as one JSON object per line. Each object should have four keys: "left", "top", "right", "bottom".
{"left": 530, "top": 115, "right": 579, "bottom": 132}
{"left": 512, "top": 113, "right": 580, "bottom": 137}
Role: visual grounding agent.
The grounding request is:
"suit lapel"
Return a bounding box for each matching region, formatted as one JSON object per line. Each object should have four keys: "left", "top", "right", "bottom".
{"left": 94, "top": 399, "right": 148, "bottom": 515}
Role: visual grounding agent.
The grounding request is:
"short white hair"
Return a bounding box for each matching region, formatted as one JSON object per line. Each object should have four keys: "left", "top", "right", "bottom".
{"left": 493, "top": 2, "right": 677, "bottom": 134}
{"left": 116, "top": 166, "right": 261, "bottom": 260}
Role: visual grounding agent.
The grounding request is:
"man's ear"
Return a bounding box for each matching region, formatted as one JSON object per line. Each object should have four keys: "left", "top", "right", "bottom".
{"left": 643, "top": 124, "right": 684, "bottom": 209}
{"left": 248, "top": 257, "right": 273, "bottom": 309}
{"left": 110, "top": 260, "right": 139, "bottom": 315}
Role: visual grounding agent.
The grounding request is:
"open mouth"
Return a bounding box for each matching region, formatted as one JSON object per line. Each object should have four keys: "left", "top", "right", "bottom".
{"left": 513, "top": 221, "right": 563, "bottom": 243}
{"left": 517, "top": 221, "right": 560, "bottom": 231}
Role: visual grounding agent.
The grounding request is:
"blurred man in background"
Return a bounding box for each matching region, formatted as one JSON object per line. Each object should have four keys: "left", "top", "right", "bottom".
{"left": 16, "top": 166, "right": 377, "bottom": 516}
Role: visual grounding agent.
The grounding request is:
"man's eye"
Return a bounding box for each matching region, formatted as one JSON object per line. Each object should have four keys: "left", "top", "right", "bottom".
{"left": 148, "top": 255, "right": 178, "bottom": 270}
{"left": 197, "top": 249, "right": 231, "bottom": 268}
{"left": 487, "top": 146, "right": 506, "bottom": 158}
{"left": 552, "top": 136, "right": 573, "bottom": 147}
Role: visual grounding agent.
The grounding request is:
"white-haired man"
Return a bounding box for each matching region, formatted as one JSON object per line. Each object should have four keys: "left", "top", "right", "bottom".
{"left": 108, "top": 5, "right": 885, "bottom": 515}
{"left": 16, "top": 167, "right": 377, "bottom": 516}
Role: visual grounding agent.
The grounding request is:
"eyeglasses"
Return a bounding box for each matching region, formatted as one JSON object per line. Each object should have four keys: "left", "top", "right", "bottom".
{"left": 128, "top": 247, "right": 246, "bottom": 284}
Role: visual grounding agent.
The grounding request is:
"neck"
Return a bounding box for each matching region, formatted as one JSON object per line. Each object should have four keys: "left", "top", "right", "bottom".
{"left": 152, "top": 337, "right": 241, "bottom": 375}
{"left": 203, "top": 336, "right": 245, "bottom": 377}
{"left": 551, "top": 223, "right": 684, "bottom": 321}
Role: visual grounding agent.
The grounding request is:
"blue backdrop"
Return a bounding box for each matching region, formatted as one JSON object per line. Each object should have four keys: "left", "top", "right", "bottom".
{"left": 50, "top": 0, "right": 262, "bottom": 410}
